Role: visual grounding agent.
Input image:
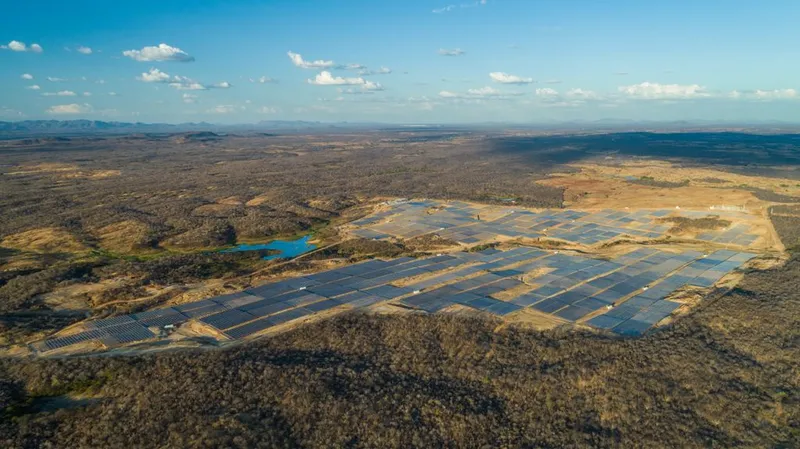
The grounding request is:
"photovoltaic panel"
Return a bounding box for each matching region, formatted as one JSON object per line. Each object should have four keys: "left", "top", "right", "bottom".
{"left": 304, "top": 299, "right": 342, "bottom": 313}
{"left": 334, "top": 290, "right": 372, "bottom": 303}
{"left": 103, "top": 322, "right": 155, "bottom": 344}
{"left": 348, "top": 295, "right": 385, "bottom": 308}
{"left": 364, "top": 284, "right": 412, "bottom": 299}
{"left": 469, "top": 283, "right": 510, "bottom": 297}
{"left": 575, "top": 297, "right": 610, "bottom": 312}
{"left": 200, "top": 309, "right": 256, "bottom": 330}
{"left": 247, "top": 301, "right": 294, "bottom": 318}
{"left": 532, "top": 297, "right": 568, "bottom": 313}
{"left": 174, "top": 299, "right": 217, "bottom": 313}
{"left": 510, "top": 293, "right": 545, "bottom": 307}
{"left": 308, "top": 283, "right": 357, "bottom": 298}
{"left": 85, "top": 315, "right": 136, "bottom": 329}
{"left": 182, "top": 303, "right": 228, "bottom": 318}
{"left": 586, "top": 314, "right": 625, "bottom": 330}
{"left": 217, "top": 294, "right": 264, "bottom": 308}
{"left": 485, "top": 301, "right": 523, "bottom": 316}
{"left": 246, "top": 283, "right": 296, "bottom": 299}
{"left": 224, "top": 317, "right": 274, "bottom": 339}
{"left": 604, "top": 305, "right": 640, "bottom": 321}
{"left": 267, "top": 307, "right": 312, "bottom": 325}
{"left": 43, "top": 328, "right": 108, "bottom": 350}
{"left": 450, "top": 291, "right": 483, "bottom": 305}
{"left": 286, "top": 293, "right": 327, "bottom": 307}
{"left": 613, "top": 319, "right": 653, "bottom": 336}
{"left": 554, "top": 305, "right": 594, "bottom": 321}
{"left": 461, "top": 296, "right": 500, "bottom": 310}
{"left": 136, "top": 312, "right": 189, "bottom": 328}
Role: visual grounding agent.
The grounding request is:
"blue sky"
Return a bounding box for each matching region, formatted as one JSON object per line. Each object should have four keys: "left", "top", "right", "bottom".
{"left": 2, "top": 0, "right": 799, "bottom": 124}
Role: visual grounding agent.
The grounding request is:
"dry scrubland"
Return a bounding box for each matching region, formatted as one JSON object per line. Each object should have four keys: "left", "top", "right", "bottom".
{"left": 1, "top": 256, "right": 798, "bottom": 447}
{"left": 1, "top": 130, "right": 800, "bottom": 447}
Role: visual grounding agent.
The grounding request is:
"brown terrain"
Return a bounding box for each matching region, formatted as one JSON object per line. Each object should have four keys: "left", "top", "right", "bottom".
{"left": 1, "top": 130, "right": 799, "bottom": 447}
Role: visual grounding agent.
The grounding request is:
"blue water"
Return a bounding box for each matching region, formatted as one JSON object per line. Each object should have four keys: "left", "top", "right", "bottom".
{"left": 222, "top": 235, "right": 317, "bottom": 260}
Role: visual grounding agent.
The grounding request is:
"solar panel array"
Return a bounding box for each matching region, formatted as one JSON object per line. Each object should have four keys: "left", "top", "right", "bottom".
{"left": 351, "top": 201, "right": 761, "bottom": 248}
{"left": 40, "top": 245, "right": 758, "bottom": 351}
{"left": 41, "top": 201, "right": 767, "bottom": 352}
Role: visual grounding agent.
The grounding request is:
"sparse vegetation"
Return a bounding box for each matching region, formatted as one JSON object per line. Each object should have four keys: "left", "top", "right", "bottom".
{"left": 627, "top": 176, "right": 690, "bottom": 188}
{"left": 658, "top": 215, "right": 732, "bottom": 234}
{"left": 1, "top": 252, "right": 799, "bottom": 447}
{"left": 747, "top": 188, "right": 800, "bottom": 203}
{"left": 770, "top": 206, "right": 800, "bottom": 251}
{"left": 1, "top": 130, "right": 800, "bottom": 447}
{"left": 311, "top": 238, "right": 409, "bottom": 260}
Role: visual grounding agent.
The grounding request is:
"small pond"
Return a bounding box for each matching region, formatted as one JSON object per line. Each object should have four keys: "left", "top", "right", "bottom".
{"left": 221, "top": 235, "right": 317, "bottom": 260}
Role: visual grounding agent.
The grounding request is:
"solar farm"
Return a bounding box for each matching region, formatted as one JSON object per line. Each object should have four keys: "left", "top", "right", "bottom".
{"left": 37, "top": 199, "right": 771, "bottom": 353}
{"left": 349, "top": 200, "right": 766, "bottom": 248}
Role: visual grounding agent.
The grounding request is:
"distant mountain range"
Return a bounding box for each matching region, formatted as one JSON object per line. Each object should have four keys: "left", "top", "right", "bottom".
{"left": 0, "top": 119, "right": 335, "bottom": 134}
{"left": 1, "top": 119, "right": 799, "bottom": 138}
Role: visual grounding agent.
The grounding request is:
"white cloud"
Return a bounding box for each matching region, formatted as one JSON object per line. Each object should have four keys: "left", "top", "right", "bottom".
{"left": 287, "top": 51, "right": 335, "bottom": 69}
{"left": 83, "top": 92, "right": 92, "bottom": 96}
{"left": 466, "top": 86, "right": 502, "bottom": 96}
{"left": 342, "top": 63, "right": 366, "bottom": 71}
{"left": 108, "top": 92, "right": 118, "bottom": 96}
{"left": 96, "top": 79, "right": 105, "bottom": 84}
{"left": 566, "top": 88, "right": 600, "bottom": 99}
{"left": 207, "top": 105, "right": 235, "bottom": 114}
{"left": 137, "top": 68, "right": 172, "bottom": 83}
{"left": 257, "top": 76, "right": 276, "bottom": 83}
{"left": 724, "top": 88, "right": 800, "bottom": 101}
{"left": 77, "top": 46, "right": 93, "bottom": 55}
{"left": 363, "top": 80, "right": 384, "bottom": 91}
{"left": 438, "top": 48, "right": 465, "bottom": 56}
{"left": 535, "top": 88, "right": 559, "bottom": 96}
{"left": 308, "top": 71, "right": 366, "bottom": 86}
{"left": 47, "top": 77, "right": 66, "bottom": 82}
{"left": 338, "top": 88, "right": 371, "bottom": 95}
{"left": 46, "top": 103, "right": 92, "bottom": 114}
{"left": 256, "top": 106, "right": 279, "bottom": 114}
{"left": 752, "top": 89, "right": 797, "bottom": 100}
{"left": 433, "top": 1, "right": 486, "bottom": 13}
{"left": 439, "top": 86, "right": 521, "bottom": 100}
{"left": 25, "top": 84, "right": 40, "bottom": 90}
{"left": 21, "top": 73, "right": 33, "bottom": 80}
{"left": 165, "top": 76, "right": 230, "bottom": 90}
{"left": 489, "top": 72, "right": 534, "bottom": 84}
{"left": 182, "top": 93, "right": 197, "bottom": 103}
{"left": 0, "top": 106, "right": 24, "bottom": 117}
{"left": 5, "top": 41, "right": 25, "bottom": 51}
{"left": 42, "top": 90, "right": 77, "bottom": 97}
{"left": 532, "top": 87, "right": 601, "bottom": 106}
{"left": 169, "top": 80, "right": 207, "bottom": 90}
{"left": 619, "top": 82, "right": 709, "bottom": 100}
{"left": 359, "top": 67, "right": 392, "bottom": 76}
{"left": 1, "top": 40, "right": 43, "bottom": 53}
{"left": 122, "top": 43, "right": 194, "bottom": 62}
